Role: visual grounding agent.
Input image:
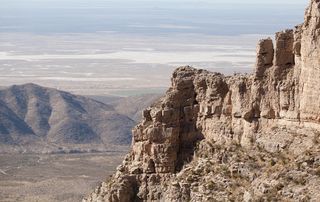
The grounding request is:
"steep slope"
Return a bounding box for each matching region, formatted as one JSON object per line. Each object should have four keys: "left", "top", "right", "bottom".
{"left": 0, "top": 83, "right": 135, "bottom": 152}
{"left": 89, "top": 94, "right": 162, "bottom": 122}
{"left": 85, "top": 1, "right": 320, "bottom": 201}
{"left": 111, "top": 94, "right": 162, "bottom": 122}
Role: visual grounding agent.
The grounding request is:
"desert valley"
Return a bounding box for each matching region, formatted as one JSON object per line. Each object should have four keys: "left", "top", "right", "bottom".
{"left": 2, "top": 0, "right": 319, "bottom": 202}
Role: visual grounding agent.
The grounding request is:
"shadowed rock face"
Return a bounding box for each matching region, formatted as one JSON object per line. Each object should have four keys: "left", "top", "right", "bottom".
{"left": 0, "top": 83, "right": 135, "bottom": 150}
{"left": 84, "top": 1, "right": 320, "bottom": 201}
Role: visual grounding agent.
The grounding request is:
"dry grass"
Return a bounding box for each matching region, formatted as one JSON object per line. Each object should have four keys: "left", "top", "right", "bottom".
{"left": 0, "top": 152, "right": 126, "bottom": 202}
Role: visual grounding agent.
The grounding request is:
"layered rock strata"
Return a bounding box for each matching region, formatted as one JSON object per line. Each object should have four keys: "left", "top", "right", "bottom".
{"left": 84, "top": 1, "right": 320, "bottom": 201}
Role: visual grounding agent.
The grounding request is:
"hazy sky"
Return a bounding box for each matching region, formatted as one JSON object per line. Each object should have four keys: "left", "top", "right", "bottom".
{"left": 0, "top": 0, "right": 308, "bottom": 46}
{"left": 1, "top": 0, "right": 307, "bottom": 3}
{"left": 1, "top": 0, "right": 308, "bottom": 7}
{"left": 0, "top": 0, "right": 308, "bottom": 35}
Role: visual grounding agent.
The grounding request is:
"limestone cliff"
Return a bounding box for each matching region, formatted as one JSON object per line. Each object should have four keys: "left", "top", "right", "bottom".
{"left": 84, "top": 1, "right": 320, "bottom": 201}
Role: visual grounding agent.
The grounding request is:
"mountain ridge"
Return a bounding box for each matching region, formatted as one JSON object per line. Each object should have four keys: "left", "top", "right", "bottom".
{"left": 0, "top": 83, "right": 135, "bottom": 153}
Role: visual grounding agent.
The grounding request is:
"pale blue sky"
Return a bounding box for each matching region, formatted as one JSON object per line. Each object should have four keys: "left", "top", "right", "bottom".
{"left": 1, "top": 0, "right": 308, "bottom": 5}
{"left": 0, "top": 0, "right": 309, "bottom": 35}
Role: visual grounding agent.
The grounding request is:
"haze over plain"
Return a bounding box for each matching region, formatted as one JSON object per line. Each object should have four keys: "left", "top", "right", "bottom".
{"left": 0, "top": 0, "right": 307, "bottom": 96}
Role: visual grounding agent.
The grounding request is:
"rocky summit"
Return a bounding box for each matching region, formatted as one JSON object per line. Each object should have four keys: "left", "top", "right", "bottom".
{"left": 84, "top": 1, "right": 320, "bottom": 201}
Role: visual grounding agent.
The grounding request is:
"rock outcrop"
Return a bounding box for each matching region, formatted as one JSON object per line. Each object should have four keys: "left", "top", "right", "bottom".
{"left": 84, "top": 1, "right": 320, "bottom": 201}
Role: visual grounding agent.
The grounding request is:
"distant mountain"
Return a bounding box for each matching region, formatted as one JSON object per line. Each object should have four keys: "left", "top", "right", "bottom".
{"left": 0, "top": 83, "right": 135, "bottom": 153}
{"left": 90, "top": 94, "right": 162, "bottom": 122}
{"left": 112, "top": 94, "right": 162, "bottom": 122}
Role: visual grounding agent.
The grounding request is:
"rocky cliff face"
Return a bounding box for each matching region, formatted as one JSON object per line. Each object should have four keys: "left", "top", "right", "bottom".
{"left": 84, "top": 1, "right": 320, "bottom": 201}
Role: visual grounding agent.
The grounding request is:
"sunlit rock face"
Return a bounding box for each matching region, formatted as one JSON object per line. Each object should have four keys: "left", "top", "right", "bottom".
{"left": 84, "top": 1, "right": 320, "bottom": 201}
